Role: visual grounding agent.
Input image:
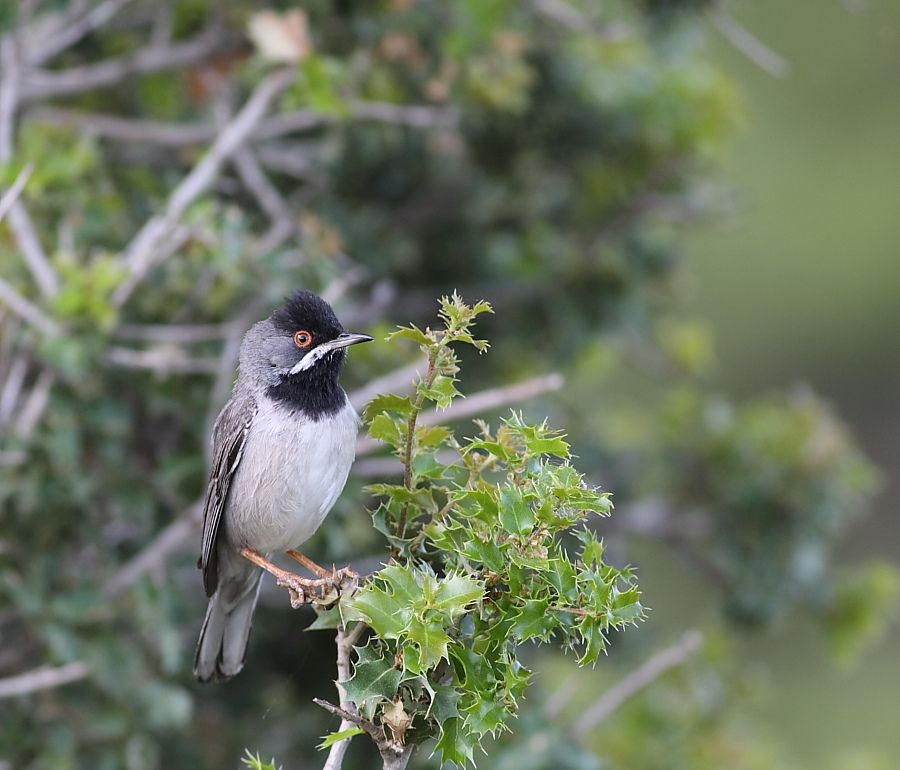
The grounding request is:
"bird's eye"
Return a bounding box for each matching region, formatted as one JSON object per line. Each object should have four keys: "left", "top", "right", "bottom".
{"left": 293, "top": 330, "right": 313, "bottom": 349}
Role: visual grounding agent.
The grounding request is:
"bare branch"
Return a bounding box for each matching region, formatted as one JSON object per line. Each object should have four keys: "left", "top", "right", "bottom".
{"left": 531, "top": 0, "right": 630, "bottom": 41}
{"left": 347, "top": 358, "right": 425, "bottom": 412}
{"left": 346, "top": 100, "right": 459, "bottom": 130}
{"left": 112, "top": 67, "right": 296, "bottom": 308}
{"left": 356, "top": 372, "right": 564, "bottom": 456}
{"left": 21, "top": 26, "right": 244, "bottom": 101}
{"left": 13, "top": 366, "right": 54, "bottom": 439}
{"left": 0, "top": 162, "right": 33, "bottom": 223}
{"left": 0, "top": 40, "right": 60, "bottom": 298}
{"left": 25, "top": 106, "right": 215, "bottom": 146}
{"left": 29, "top": 0, "right": 137, "bottom": 66}
{"left": 0, "top": 277, "right": 62, "bottom": 337}
{"left": 5, "top": 202, "right": 61, "bottom": 299}
{"left": 571, "top": 630, "right": 704, "bottom": 738}
{"left": 0, "top": 662, "right": 89, "bottom": 699}
{"left": 105, "top": 345, "right": 221, "bottom": 375}
{"left": 323, "top": 623, "right": 367, "bottom": 770}
{"left": 0, "top": 354, "right": 28, "bottom": 429}
{"left": 105, "top": 504, "right": 200, "bottom": 599}
{"left": 709, "top": 9, "right": 790, "bottom": 79}
{"left": 232, "top": 146, "right": 294, "bottom": 227}
{"left": 115, "top": 322, "right": 240, "bottom": 344}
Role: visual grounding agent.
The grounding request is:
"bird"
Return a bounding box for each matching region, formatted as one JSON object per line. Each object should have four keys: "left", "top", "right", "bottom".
{"left": 194, "top": 290, "right": 372, "bottom": 683}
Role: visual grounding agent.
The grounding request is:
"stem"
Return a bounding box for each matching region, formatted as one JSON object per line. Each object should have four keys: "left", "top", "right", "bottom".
{"left": 397, "top": 347, "right": 439, "bottom": 538}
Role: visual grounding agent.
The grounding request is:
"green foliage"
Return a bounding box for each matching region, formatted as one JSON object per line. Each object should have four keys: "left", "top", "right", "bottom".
{"left": 333, "top": 296, "right": 643, "bottom": 764}
{"left": 241, "top": 749, "right": 282, "bottom": 770}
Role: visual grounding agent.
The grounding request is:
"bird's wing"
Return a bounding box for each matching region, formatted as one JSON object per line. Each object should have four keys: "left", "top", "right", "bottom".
{"left": 199, "top": 392, "right": 257, "bottom": 597}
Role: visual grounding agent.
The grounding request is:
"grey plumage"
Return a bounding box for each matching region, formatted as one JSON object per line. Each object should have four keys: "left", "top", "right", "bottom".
{"left": 194, "top": 293, "right": 370, "bottom": 683}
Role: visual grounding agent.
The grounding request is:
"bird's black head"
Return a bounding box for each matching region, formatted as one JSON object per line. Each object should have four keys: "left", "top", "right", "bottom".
{"left": 259, "top": 291, "right": 372, "bottom": 417}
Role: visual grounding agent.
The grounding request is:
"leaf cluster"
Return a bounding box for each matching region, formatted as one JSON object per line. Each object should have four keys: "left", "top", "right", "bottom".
{"left": 323, "top": 296, "right": 642, "bottom": 765}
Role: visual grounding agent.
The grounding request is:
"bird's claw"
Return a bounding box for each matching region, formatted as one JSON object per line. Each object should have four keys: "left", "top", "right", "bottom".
{"left": 275, "top": 566, "right": 358, "bottom": 610}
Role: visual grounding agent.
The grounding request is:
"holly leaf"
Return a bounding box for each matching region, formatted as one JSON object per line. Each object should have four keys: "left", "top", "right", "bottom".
{"left": 432, "top": 574, "right": 483, "bottom": 619}
{"left": 316, "top": 726, "right": 364, "bottom": 750}
{"left": 341, "top": 642, "right": 402, "bottom": 719}
{"left": 498, "top": 484, "right": 535, "bottom": 535}
{"left": 433, "top": 716, "right": 475, "bottom": 768}
{"left": 406, "top": 617, "right": 451, "bottom": 673}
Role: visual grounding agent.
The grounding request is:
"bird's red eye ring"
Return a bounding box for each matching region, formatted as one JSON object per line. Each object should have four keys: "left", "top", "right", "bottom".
{"left": 293, "top": 330, "right": 313, "bottom": 348}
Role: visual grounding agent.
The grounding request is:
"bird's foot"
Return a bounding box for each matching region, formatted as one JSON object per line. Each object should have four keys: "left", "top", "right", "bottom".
{"left": 240, "top": 548, "right": 358, "bottom": 609}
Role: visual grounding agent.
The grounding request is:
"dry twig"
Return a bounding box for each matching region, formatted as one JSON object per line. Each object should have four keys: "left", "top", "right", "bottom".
{"left": 0, "top": 662, "right": 89, "bottom": 699}
{"left": 571, "top": 630, "right": 704, "bottom": 738}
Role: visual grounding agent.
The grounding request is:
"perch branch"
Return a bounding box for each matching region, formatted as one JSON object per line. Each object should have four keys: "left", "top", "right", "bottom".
{"left": 322, "top": 623, "right": 367, "bottom": 770}
{"left": 0, "top": 162, "right": 33, "bottom": 224}
{"left": 29, "top": 0, "right": 137, "bottom": 65}
{"left": 0, "top": 277, "right": 62, "bottom": 336}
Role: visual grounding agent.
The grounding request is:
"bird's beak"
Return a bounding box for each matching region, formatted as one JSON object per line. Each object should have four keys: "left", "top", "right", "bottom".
{"left": 326, "top": 332, "right": 374, "bottom": 350}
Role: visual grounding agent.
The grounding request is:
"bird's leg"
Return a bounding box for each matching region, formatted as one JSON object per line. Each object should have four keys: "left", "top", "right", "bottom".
{"left": 239, "top": 547, "right": 351, "bottom": 609}
{"left": 287, "top": 549, "right": 359, "bottom": 584}
{"left": 285, "top": 550, "right": 331, "bottom": 578}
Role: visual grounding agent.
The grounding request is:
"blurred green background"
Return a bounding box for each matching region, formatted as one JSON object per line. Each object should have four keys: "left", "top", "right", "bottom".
{"left": 1, "top": 1, "right": 898, "bottom": 767}
{"left": 684, "top": 0, "right": 900, "bottom": 764}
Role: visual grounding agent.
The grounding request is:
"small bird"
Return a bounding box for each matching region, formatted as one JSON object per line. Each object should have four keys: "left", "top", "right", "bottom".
{"left": 194, "top": 290, "right": 372, "bottom": 683}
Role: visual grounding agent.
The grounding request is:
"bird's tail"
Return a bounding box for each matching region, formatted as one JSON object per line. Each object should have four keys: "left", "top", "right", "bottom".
{"left": 194, "top": 570, "right": 263, "bottom": 683}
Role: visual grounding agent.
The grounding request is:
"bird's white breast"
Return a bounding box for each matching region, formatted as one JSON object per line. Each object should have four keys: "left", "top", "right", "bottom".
{"left": 225, "top": 395, "right": 360, "bottom": 553}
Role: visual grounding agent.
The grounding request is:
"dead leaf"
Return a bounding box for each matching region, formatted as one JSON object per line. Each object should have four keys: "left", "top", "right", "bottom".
{"left": 248, "top": 9, "right": 313, "bottom": 63}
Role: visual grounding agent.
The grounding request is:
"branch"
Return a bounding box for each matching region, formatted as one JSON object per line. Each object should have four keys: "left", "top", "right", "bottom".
{"left": 25, "top": 106, "right": 215, "bottom": 146}
{"left": 0, "top": 162, "right": 33, "bottom": 223}
{"left": 315, "top": 699, "right": 413, "bottom": 770}
{"left": 21, "top": 26, "right": 244, "bottom": 101}
{"left": 232, "top": 146, "right": 294, "bottom": 228}
{"left": 29, "top": 0, "right": 137, "bottom": 66}
{"left": 115, "top": 322, "right": 239, "bottom": 344}
{"left": 111, "top": 67, "right": 296, "bottom": 308}
{"left": 709, "top": 9, "right": 790, "bottom": 79}
{"left": 570, "top": 630, "right": 704, "bottom": 738}
{"left": 0, "top": 661, "right": 89, "bottom": 699}
{"left": 347, "top": 358, "right": 425, "bottom": 412}
{"left": 104, "top": 504, "right": 200, "bottom": 599}
{"left": 105, "top": 345, "right": 221, "bottom": 375}
{"left": 531, "top": 0, "right": 630, "bottom": 41}
{"left": 0, "top": 40, "right": 60, "bottom": 298}
{"left": 323, "top": 623, "right": 367, "bottom": 770}
{"left": 0, "top": 277, "right": 63, "bottom": 336}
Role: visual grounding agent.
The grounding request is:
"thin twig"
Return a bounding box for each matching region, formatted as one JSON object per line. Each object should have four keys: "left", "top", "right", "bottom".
{"left": 232, "top": 146, "right": 294, "bottom": 227}
{"left": 0, "top": 662, "right": 89, "bottom": 699}
{"left": 531, "top": 0, "right": 630, "bottom": 41}
{"left": 115, "top": 322, "right": 240, "bottom": 344}
{"left": 571, "top": 630, "right": 704, "bottom": 738}
{"left": 112, "top": 67, "right": 296, "bottom": 308}
{"left": 25, "top": 106, "right": 215, "bottom": 145}
{"left": 21, "top": 26, "right": 243, "bottom": 101}
{"left": 0, "top": 39, "right": 60, "bottom": 299}
{"left": 13, "top": 366, "right": 54, "bottom": 439}
{"left": 347, "top": 358, "right": 425, "bottom": 412}
{"left": 29, "top": 0, "right": 137, "bottom": 65}
{"left": 709, "top": 9, "right": 790, "bottom": 78}
{"left": 105, "top": 345, "right": 221, "bottom": 375}
{"left": 104, "top": 504, "right": 201, "bottom": 599}
{"left": 0, "top": 162, "right": 33, "bottom": 224}
{"left": 0, "top": 277, "right": 62, "bottom": 337}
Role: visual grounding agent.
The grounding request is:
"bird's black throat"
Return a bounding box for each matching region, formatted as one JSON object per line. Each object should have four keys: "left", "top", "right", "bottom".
{"left": 266, "top": 351, "right": 348, "bottom": 419}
